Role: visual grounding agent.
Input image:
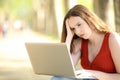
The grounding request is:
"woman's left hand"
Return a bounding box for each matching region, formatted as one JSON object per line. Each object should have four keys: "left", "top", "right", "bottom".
{"left": 75, "top": 69, "right": 96, "bottom": 78}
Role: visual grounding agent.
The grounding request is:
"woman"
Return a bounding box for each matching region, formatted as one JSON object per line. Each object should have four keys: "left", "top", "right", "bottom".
{"left": 52, "top": 4, "right": 120, "bottom": 80}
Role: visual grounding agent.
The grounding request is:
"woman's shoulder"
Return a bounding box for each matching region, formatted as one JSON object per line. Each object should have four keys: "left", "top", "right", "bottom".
{"left": 109, "top": 32, "right": 120, "bottom": 48}
{"left": 109, "top": 32, "right": 120, "bottom": 41}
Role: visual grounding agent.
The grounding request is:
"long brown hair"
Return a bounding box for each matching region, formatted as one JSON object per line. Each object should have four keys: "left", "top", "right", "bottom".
{"left": 61, "top": 4, "right": 113, "bottom": 42}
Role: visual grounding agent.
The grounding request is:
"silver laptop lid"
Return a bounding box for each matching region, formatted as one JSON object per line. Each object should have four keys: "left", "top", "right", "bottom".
{"left": 25, "top": 42, "right": 76, "bottom": 77}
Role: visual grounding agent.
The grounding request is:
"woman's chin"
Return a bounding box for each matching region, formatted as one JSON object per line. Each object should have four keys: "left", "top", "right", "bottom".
{"left": 81, "top": 36, "right": 89, "bottom": 39}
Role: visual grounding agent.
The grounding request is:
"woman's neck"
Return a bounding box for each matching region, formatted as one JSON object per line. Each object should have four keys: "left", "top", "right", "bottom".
{"left": 88, "top": 31, "right": 104, "bottom": 45}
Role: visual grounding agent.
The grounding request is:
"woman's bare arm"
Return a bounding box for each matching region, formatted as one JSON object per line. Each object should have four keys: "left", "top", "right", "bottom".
{"left": 65, "top": 19, "right": 81, "bottom": 66}
{"left": 71, "top": 38, "right": 82, "bottom": 66}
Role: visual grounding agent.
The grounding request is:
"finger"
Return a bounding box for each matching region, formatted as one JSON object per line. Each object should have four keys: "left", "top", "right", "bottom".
{"left": 65, "top": 19, "right": 69, "bottom": 29}
{"left": 75, "top": 70, "right": 83, "bottom": 74}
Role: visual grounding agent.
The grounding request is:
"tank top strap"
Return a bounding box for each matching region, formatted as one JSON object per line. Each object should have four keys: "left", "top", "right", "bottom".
{"left": 105, "top": 32, "right": 111, "bottom": 39}
{"left": 103, "top": 32, "right": 111, "bottom": 45}
{"left": 81, "top": 39, "right": 88, "bottom": 58}
{"left": 81, "top": 39, "right": 88, "bottom": 50}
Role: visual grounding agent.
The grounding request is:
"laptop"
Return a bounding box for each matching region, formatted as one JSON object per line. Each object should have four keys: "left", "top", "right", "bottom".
{"left": 25, "top": 42, "right": 98, "bottom": 79}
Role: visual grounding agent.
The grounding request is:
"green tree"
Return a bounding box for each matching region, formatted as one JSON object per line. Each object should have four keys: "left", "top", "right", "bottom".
{"left": 93, "top": 0, "right": 109, "bottom": 23}
{"left": 113, "top": 0, "right": 120, "bottom": 33}
{"left": 32, "top": 0, "right": 58, "bottom": 37}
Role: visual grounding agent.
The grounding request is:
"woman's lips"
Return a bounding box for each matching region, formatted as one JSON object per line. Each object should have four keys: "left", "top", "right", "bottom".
{"left": 80, "top": 34, "right": 84, "bottom": 37}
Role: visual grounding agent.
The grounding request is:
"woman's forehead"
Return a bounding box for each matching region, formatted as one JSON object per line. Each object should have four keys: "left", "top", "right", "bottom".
{"left": 68, "top": 16, "right": 83, "bottom": 27}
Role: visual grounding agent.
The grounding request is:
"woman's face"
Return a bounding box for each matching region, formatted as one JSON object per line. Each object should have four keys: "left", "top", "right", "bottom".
{"left": 68, "top": 16, "right": 92, "bottom": 39}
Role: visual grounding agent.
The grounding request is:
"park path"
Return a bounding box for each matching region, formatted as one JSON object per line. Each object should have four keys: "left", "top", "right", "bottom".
{"left": 0, "top": 29, "right": 55, "bottom": 80}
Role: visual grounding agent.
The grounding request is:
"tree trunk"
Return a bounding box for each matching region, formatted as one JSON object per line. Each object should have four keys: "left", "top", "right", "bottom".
{"left": 32, "top": 0, "right": 58, "bottom": 37}
{"left": 113, "top": 0, "right": 120, "bottom": 33}
{"left": 63, "top": 0, "right": 69, "bottom": 13}
{"left": 93, "top": 0, "right": 110, "bottom": 24}
{"left": 44, "top": 0, "right": 58, "bottom": 37}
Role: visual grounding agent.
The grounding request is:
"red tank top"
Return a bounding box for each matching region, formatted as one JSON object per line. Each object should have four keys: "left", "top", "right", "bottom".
{"left": 81, "top": 32, "right": 116, "bottom": 73}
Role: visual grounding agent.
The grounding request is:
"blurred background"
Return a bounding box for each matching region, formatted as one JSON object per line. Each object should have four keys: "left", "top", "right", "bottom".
{"left": 0, "top": 0, "right": 119, "bottom": 80}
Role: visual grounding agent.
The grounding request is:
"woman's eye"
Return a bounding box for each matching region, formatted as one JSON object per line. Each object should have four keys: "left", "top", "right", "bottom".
{"left": 78, "top": 23, "right": 81, "bottom": 27}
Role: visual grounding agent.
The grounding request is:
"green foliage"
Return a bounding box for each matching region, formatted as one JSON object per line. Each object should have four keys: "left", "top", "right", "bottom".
{"left": 0, "top": 0, "right": 32, "bottom": 19}
{"left": 77, "top": 0, "right": 93, "bottom": 11}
